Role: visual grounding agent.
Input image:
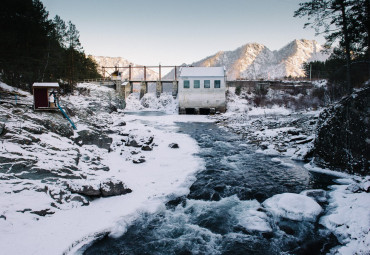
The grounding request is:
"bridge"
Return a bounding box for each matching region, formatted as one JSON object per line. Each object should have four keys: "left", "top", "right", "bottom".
{"left": 83, "top": 66, "right": 315, "bottom": 100}
{"left": 97, "top": 65, "right": 180, "bottom": 99}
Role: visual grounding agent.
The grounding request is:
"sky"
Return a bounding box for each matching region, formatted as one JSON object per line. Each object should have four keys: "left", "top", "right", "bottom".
{"left": 41, "top": 0, "right": 325, "bottom": 66}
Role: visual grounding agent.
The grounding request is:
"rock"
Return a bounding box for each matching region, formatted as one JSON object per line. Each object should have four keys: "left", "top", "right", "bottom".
{"left": 108, "top": 104, "right": 117, "bottom": 113}
{"left": 262, "top": 193, "right": 322, "bottom": 222}
{"left": 0, "top": 123, "right": 5, "bottom": 136}
{"left": 361, "top": 180, "right": 370, "bottom": 192}
{"left": 141, "top": 145, "right": 153, "bottom": 151}
{"left": 133, "top": 158, "right": 145, "bottom": 164}
{"left": 68, "top": 183, "right": 101, "bottom": 197}
{"left": 100, "top": 178, "right": 132, "bottom": 197}
{"left": 70, "top": 195, "right": 90, "bottom": 206}
{"left": 116, "top": 121, "right": 126, "bottom": 126}
{"left": 260, "top": 144, "right": 268, "bottom": 150}
{"left": 0, "top": 215, "right": 6, "bottom": 220}
{"left": 30, "top": 209, "right": 55, "bottom": 216}
{"left": 300, "top": 189, "right": 327, "bottom": 203}
{"left": 74, "top": 129, "right": 112, "bottom": 150}
{"left": 346, "top": 183, "right": 362, "bottom": 193}
{"left": 125, "top": 132, "right": 154, "bottom": 148}
{"left": 169, "top": 143, "right": 179, "bottom": 149}
{"left": 126, "top": 138, "right": 141, "bottom": 148}
{"left": 287, "top": 130, "right": 300, "bottom": 136}
{"left": 35, "top": 118, "right": 74, "bottom": 138}
{"left": 313, "top": 85, "right": 370, "bottom": 176}
{"left": 68, "top": 179, "right": 132, "bottom": 198}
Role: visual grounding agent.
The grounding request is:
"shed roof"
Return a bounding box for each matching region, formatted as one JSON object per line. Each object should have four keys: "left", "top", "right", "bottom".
{"left": 32, "top": 82, "right": 59, "bottom": 88}
{"left": 179, "top": 67, "right": 225, "bottom": 77}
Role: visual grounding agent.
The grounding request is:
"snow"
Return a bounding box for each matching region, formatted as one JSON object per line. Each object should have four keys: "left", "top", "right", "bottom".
{"left": 262, "top": 193, "right": 323, "bottom": 222}
{"left": 320, "top": 179, "right": 370, "bottom": 255}
{"left": 125, "top": 93, "right": 178, "bottom": 114}
{"left": 0, "top": 82, "right": 212, "bottom": 255}
{"left": 247, "top": 105, "right": 291, "bottom": 116}
{"left": 0, "top": 81, "right": 29, "bottom": 96}
{"left": 193, "top": 39, "right": 329, "bottom": 80}
{"left": 1, "top": 80, "right": 369, "bottom": 254}
{"left": 32, "top": 82, "right": 59, "bottom": 88}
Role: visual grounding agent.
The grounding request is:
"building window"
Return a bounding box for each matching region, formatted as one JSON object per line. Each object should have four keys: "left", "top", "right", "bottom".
{"left": 194, "top": 80, "right": 200, "bottom": 88}
{"left": 204, "top": 80, "right": 210, "bottom": 88}
{"left": 214, "top": 80, "right": 221, "bottom": 88}
{"left": 184, "top": 80, "right": 190, "bottom": 88}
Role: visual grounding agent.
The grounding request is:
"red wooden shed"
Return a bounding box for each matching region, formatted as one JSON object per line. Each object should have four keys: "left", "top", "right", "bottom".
{"left": 32, "top": 82, "right": 59, "bottom": 110}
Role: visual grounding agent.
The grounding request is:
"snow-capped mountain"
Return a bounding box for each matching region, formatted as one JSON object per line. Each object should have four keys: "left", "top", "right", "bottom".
{"left": 193, "top": 39, "right": 329, "bottom": 80}
{"left": 92, "top": 39, "right": 329, "bottom": 81}
{"left": 91, "top": 56, "right": 158, "bottom": 80}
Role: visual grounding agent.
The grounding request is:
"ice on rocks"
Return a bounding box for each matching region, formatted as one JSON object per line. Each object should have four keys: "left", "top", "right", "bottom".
{"left": 262, "top": 193, "right": 322, "bottom": 222}
{"left": 320, "top": 183, "right": 370, "bottom": 254}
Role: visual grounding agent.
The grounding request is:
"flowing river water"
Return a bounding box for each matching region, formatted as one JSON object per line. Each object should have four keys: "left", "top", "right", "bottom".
{"left": 84, "top": 117, "right": 339, "bottom": 255}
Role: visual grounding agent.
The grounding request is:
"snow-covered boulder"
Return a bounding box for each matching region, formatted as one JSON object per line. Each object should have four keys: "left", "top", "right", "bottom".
{"left": 67, "top": 178, "right": 132, "bottom": 197}
{"left": 262, "top": 193, "right": 322, "bottom": 222}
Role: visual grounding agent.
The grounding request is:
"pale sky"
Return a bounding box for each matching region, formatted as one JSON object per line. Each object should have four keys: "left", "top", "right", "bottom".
{"left": 41, "top": 0, "right": 325, "bottom": 66}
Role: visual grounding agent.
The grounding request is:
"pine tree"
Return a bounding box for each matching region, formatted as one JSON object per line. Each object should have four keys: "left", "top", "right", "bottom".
{"left": 294, "top": 0, "right": 370, "bottom": 94}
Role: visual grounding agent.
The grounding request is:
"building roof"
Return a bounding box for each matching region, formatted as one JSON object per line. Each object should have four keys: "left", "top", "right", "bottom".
{"left": 179, "top": 67, "right": 225, "bottom": 77}
{"left": 32, "top": 82, "right": 59, "bottom": 88}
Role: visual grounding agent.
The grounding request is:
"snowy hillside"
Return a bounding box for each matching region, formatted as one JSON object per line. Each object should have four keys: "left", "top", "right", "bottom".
{"left": 92, "top": 56, "right": 158, "bottom": 80}
{"left": 193, "top": 39, "right": 329, "bottom": 80}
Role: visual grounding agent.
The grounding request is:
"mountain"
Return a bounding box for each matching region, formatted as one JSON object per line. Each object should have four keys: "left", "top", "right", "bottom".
{"left": 91, "top": 56, "right": 158, "bottom": 80}
{"left": 92, "top": 39, "right": 330, "bottom": 81}
{"left": 192, "top": 39, "right": 329, "bottom": 80}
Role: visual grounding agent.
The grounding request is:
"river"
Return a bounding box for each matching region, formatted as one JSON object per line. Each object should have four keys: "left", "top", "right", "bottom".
{"left": 84, "top": 117, "right": 339, "bottom": 255}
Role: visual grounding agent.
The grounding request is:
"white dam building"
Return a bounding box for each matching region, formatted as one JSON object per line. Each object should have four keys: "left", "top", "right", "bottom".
{"left": 178, "top": 66, "right": 226, "bottom": 114}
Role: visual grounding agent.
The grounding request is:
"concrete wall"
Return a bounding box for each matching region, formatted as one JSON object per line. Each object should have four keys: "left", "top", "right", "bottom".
{"left": 178, "top": 77, "right": 226, "bottom": 111}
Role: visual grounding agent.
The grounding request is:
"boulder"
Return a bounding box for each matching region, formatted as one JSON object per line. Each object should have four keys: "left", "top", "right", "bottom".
{"left": 141, "top": 145, "right": 153, "bottom": 151}
{"left": 74, "top": 129, "right": 112, "bottom": 150}
{"left": 133, "top": 158, "right": 146, "bottom": 164}
{"left": 68, "top": 182, "right": 101, "bottom": 196}
{"left": 125, "top": 131, "right": 154, "bottom": 148}
{"left": 169, "top": 143, "right": 179, "bottom": 149}
{"left": 262, "top": 193, "right": 322, "bottom": 222}
{"left": 100, "top": 178, "right": 132, "bottom": 197}
{"left": 313, "top": 85, "right": 369, "bottom": 176}
{"left": 68, "top": 178, "right": 132, "bottom": 198}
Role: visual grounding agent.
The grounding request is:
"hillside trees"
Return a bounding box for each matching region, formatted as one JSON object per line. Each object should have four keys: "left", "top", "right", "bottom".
{"left": 0, "top": 0, "right": 100, "bottom": 92}
{"left": 295, "top": 0, "right": 370, "bottom": 94}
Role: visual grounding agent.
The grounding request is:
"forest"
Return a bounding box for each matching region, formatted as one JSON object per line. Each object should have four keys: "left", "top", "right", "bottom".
{"left": 0, "top": 0, "right": 101, "bottom": 93}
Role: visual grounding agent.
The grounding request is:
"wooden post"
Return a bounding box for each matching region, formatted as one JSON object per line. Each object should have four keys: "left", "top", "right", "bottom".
{"left": 172, "top": 81, "right": 178, "bottom": 98}
{"left": 129, "top": 65, "right": 132, "bottom": 81}
{"left": 144, "top": 66, "right": 146, "bottom": 82}
{"left": 159, "top": 65, "right": 161, "bottom": 81}
{"left": 156, "top": 80, "right": 161, "bottom": 98}
{"left": 174, "top": 66, "right": 177, "bottom": 81}
{"left": 140, "top": 81, "right": 146, "bottom": 99}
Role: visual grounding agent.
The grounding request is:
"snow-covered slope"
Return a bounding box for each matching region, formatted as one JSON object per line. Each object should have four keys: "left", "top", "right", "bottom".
{"left": 193, "top": 39, "right": 329, "bottom": 80}
{"left": 91, "top": 56, "right": 158, "bottom": 80}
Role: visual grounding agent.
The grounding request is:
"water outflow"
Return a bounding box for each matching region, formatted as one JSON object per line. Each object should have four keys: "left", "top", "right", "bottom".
{"left": 84, "top": 121, "right": 338, "bottom": 255}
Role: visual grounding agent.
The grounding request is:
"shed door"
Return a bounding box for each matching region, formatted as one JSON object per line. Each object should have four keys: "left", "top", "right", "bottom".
{"left": 34, "top": 88, "right": 48, "bottom": 108}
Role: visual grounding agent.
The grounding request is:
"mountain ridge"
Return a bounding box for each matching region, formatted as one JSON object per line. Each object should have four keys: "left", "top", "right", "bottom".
{"left": 92, "top": 39, "right": 330, "bottom": 80}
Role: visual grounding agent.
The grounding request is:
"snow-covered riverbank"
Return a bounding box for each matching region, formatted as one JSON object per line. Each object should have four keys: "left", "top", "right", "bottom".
{"left": 0, "top": 82, "right": 212, "bottom": 254}
{"left": 0, "top": 82, "right": 369, "bottom": 254}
